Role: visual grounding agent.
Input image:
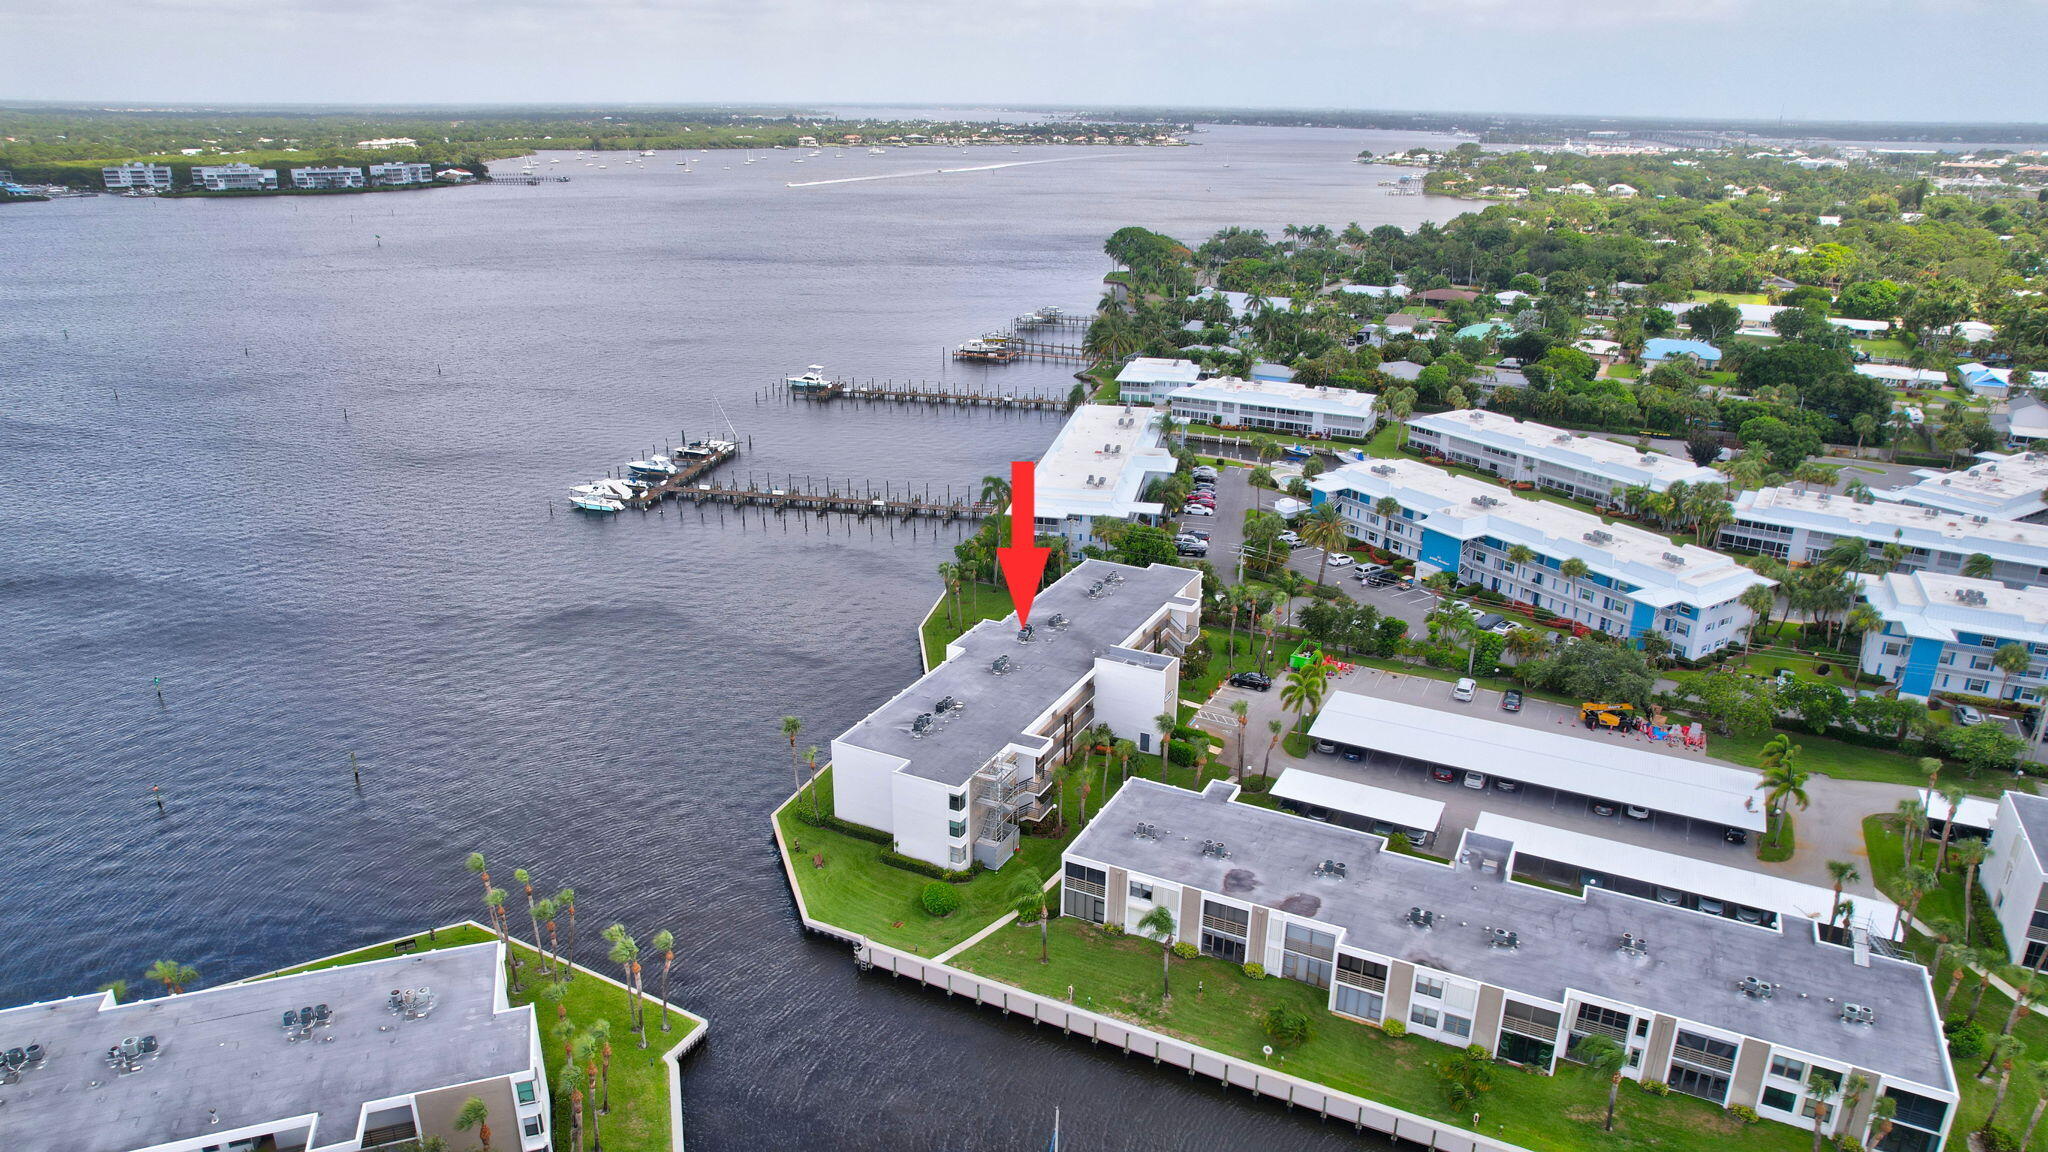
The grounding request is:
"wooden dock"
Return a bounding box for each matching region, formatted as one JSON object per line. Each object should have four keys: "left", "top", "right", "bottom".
{"left": 672, "top": 476, "right": 995, "bottom": 520}
{"left": 786, "top": 377, "right": 1074, "bottom": 410}
{"left": 993, "top": 336, "right": 1090, "bottom": 363}
{"left": 615, "top": 441, "right": 741, "bottom": 506}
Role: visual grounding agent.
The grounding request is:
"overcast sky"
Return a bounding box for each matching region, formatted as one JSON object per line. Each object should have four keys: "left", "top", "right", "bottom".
{"left": 5, "top": 0, "right": 2045, "bottom": 123}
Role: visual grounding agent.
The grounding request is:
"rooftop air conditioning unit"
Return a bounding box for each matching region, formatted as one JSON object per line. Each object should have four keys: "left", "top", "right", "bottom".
{"left": 1662, "top": 552, "right": 1686, "bottom": 566}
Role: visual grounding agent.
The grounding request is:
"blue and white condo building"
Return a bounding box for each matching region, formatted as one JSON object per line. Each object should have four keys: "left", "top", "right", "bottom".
{"left": 1404, "top": 409, "right": 1721, "bottom": 505}
{"left": 1311, "top": 458, "right": 1771, "bottom": 661}
{"left": 1856, "top": 571, "right": 2048, "bottom": 702}
{"left": 1723, "top": 487, "right": 2048, "bottom": 587}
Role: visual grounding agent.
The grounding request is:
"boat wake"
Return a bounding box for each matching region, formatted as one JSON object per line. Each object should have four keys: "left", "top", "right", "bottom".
{"left": 785, "top": 155, "right": 1102, "bottom": 189}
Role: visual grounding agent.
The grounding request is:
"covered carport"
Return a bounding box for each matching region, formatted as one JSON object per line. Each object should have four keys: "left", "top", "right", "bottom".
{"left": 1307, "top": 692, "right": 1770, "bottom": 837}
{"left": 1270, "top": 768, "right": 1447, "bottom": 846}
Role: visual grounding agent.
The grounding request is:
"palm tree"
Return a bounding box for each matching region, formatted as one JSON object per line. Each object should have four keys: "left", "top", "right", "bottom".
{"left": 1935, "top": 786, "right": 1967, "bottom": 874}
{"left": 2018, "top": 1062, "right": 2048, "bottom": 1151}
{"left": 2002, "top": 965, "right": 2041, "bottom": 1037}
{"left": 979, "top": 474, "right": 1011, "bottom": 511}
{"left": 602, "top": 924, "right": 645, "bottom": 1044}
{"left": 1559, "top": 556, "right": 1590, "bottom": 585}
{"left": 1113, "top": 737, "right": 1137, "bottom": 785}
{"left": 1576, "top": 1033, "right": 1627, "bottom": 1131}
{"left": 1262, "top": 719, "right": 1283, "bottom": 784}
{"left": 1280, "top": 661, "right": 1329, "bottom": 734}
{"left": 1012, "top": 868, "right": 1054, "bottom": 963}
{"left": 1899, "top": 864, "right": 1940, "bottom": 938}
{"left": 455, "top": 1096, "right": 492, "bottom": 1152}
{"left": 936, "top": 561, "right": 961, "bottom": 626}
{"left": 1964, "top": 552, "right": 1997, "bottom": 580}
{"left": 1897, "top": 797, "right": 1928, "bottom": 866}
{"left": 1153, "top": 712, "right": 1177, "bottom": 780}
{"left": 1136, "top": 903, "right": 1178, "bottom": 999}
{"left": 514, "top": 868, "right": 547, "bottom": 974}
{"left": 1851, "top": 413, "right": 1879, "bottom": 453}
{"left": 1981, "top": 1035, "right": 2025, "bottom": 1100}
{"left": 143, "top": 959, "right": 198, "bottom": 996}
{"left": 780, "top": 715, "right": 804, "bottom": 801}
{"left": 1740, "top": 584, "right": 1777, "bottom": 654}
{"left": 1943, "top": 945, "right": 1982, "bottom": 1012}
{"left": 534, "top": 897, "right": 560, "bottom": 976}
{"left": 651, "top": 930, "right": 676, "bottom": 1032}
{"left": 1996, "top": 642, "right": 2034, "bottom": 693}
{"left": 1870, "top": 1096, "right": 1900, "bottom": 1152}
{"left": 588, "top": 1019, "right": 614, "bottom": 1113}
{"left": 466, "top": 851, "right": 492, "bottom": 897}
{"left": 1230, "top": 698, "right": 1251, "bottom": 782}
{"left": 97, "top": 979, "right": 127, "bottom": 1004}
{"left": 1301, "top": 502, "right": 1348, "bottom": 589}
{"left": 1954, "top": 837, "right": 1988, "bottom": 941}
{"left": 1758, "top": 735, "right": 1809, "bottom": 851}
{"left": 556, "top": 887, "right": 578, "bottom": 981}
{"left": 1826, "top": 860, "right": 1861, "bottom": 928}
{"left": 804, "top": 745, "right": 825, "bottom": 820}
{"left": 1805, "top": 1071, "right": 1841, "bottom": 1152}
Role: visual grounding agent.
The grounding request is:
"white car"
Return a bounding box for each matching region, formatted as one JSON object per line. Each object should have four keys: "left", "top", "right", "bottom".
{"left": 1955, "top": 704, "right": 1984, "bottom": 726}
{"left": 1276, "top": 531, "right": 1302, "bottom": 546}
{"left": 1325, "top": 552, "right": 1352, "bottom": 567}
{"left": 1451, "top": 677, "right": 1476, "bottom": 702}
{"left": 1181, "top": 504, "right": 1215, "bottom": 516}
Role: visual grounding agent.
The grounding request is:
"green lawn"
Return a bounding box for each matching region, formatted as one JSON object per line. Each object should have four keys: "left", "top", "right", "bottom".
{"left": 920, "top": 582, "right": 1019, "bottom": 668}
{"left": 954, "top": 919, "right": 1808, "bottom": 1152}
{"left": 1853, "top": 337, "right": 1915, "bottom": 360}
{"left": 1864, "top": 814, "right": 1981, "bottom": 946}
{"left": 1690, "top": 291, "right": 1770, "bottom": 306}
{"left": 1606, "top": 363, "right": 1641, "bottom": 379}
{"left": 262, "top": 923, "right": 696, "bottom": 1152}
{"left": 1688, "top": 722, "right": 1986, "bottom": 792}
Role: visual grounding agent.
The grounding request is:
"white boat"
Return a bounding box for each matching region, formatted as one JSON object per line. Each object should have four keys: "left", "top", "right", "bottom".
{"left": 624, "top": 456, "right": 678, "bottom": 479}
{"left": 676, "top": 438, "right": 736, "bottom": 458}
{"left": 571, "top": 478, "right": 640, "bottom": 501}
{"left": 868, "top": 147, "right": 885, "bottom": 155}
{"left": 570, "top": 495, "right": 625, "bottom": 514}
{"left": 639, "top": 150, "right": 655, "bottom": 157}
{"left": 786, "top": 365, "right": 833, "bottom": 392}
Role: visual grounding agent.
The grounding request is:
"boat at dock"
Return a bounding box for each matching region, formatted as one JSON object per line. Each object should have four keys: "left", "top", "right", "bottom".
{"left": 570, "top": 478, "right": 641, "bottom": 502}
{"left": 952, "top": 339, "right": 1017, "bottom": 364}
{"left": 624, "top": 456, "right": 681, "bottom": 480}
{"left": 570, "top": 495, "right": 625, "bottom": 514}
{"left": 786, "top": 365, "right": 835, "bottom": 392}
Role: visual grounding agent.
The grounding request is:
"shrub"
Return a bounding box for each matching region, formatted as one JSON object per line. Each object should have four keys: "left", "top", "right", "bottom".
{"left": 1946, "top": 1018, "right": 1990, "bottom": 1060}
{"left": 1725, "top": 1105, "right": 1761, "bottom": 1124}
{"left": 1839, "top": 1139, "right": 1865, "bottom": 1152}
{"left": 1167, "top": 741, "right": 1200, "bottom": 767}
{"left": 920, "top": 882, "right": 963, "bottom": 917}
{"left": 1639, "top": 1080, "right": 1672, "bottom": 1096}
{"left": 792, "top": 808, "right": 893, "bottom": 844}
{"left": 1983, "top": 1129, "right": 2020, "bottom": 1152}
{"left": 1242, "top": 962, "right": 1266, "bottom": 979}
{"left": 880, "top": 850, "right": 974, "bottom": 882}
{"left": 1380, "top": 1019, "right": 1407, "bottom": 1037}
{"left": 1264, "top": 1006, "right": 1312, "bottom": 1048}
{"left": 1103, "top": 922, "right": 1124, "bottom": 935}
{"left": 1172, "top": 941, "right": 1198, "bottom": 959}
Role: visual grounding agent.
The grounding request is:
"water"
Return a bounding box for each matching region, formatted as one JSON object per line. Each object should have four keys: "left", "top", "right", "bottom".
{"left": 0, "top": 124, "right": 1467, "bottom": 1151}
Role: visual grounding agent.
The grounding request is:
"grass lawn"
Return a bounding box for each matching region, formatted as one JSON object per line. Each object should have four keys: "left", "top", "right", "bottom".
{"left": 1854, "top": 337, "right": 1916, "bottom": 360}
{"left": 1757, "top": 810, "right": 1795, "bottom": 863}
{"left": 920, "top": 582, "right": 1019, "bottom": 667}
{"left": 1691, "top": 291, "right": 1770, "bottom": 306}
{"left": 1864, "top": 814, "right": 1984, "bottom": 946}
{"left": 1690, "top": 722, "right": 1989, "bottom": 792}
{"left": 1606, "top": 363, "right": 1641, "bottom": 379}
{"left": 262, "top": 923, "right": 696, "bottom": 1152}
{"left": 954, "top": 919, "right": 1808, "bottom": 1152}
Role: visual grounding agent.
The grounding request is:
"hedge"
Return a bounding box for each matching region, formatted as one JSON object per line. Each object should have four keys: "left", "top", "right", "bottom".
{"left": 793, "top": 807, "right": 893, "bottom": 845}
{"left": 880, "top": 849, "right": 975, "bottom": 883}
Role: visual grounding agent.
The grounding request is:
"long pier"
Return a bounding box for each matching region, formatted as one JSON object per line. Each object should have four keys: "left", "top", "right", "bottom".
{"left": 993, "top": 336, "right": 1090, "bottom": 363}
{"left": 786, "top": 377, "right": 1075, "bottom": 410}
{"left": 617, "top": 441, "right": 739, "bottom": 506}
{"left": 672, "top": 475, "right": 995, "bottom": 520}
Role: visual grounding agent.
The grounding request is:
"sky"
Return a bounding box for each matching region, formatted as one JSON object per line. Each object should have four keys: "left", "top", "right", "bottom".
{"left": 5, "top": 0, "right": 2047, "bottom": 124}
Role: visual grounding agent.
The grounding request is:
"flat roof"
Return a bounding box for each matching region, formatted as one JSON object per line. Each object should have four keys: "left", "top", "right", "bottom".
{"left": 1407, "top": 410, "right": 1719, "bottom": 491}
{"left": 1034, "top": 405, "right": 1178, "bottom": 522}
{"left": 1313, "top": 458, "right": 1771, "bottom": 606}
{"left": 1168, "top": 377, "right": 1377, "bottom": 419}
{"left": 0, "top": 943, "right": 532, "bottom": 1152}
{"left": 1072, "top": 781, "right": 1950, "bottom": 1092}
{"left": 1475, "top": 813, "right": 1901, "bottom": 938}
{"left": 1732, "top": 487, "right": 2048, "bottom": 566}
{"left": 2008, "top": 792, "right": 2048, "bottom": 870}
{"left": 1920, "top": 788, "right": 2001, "bottom": 833}
{"left": 1307, "top": 692, "right": 1768, "bottom": 830}
{"left": 836, "top": 560, "right": 1199, "bottom": 787}
{"left": 1269, "top": 768, "right": 1446, "bottom": 831}
{"left": 1884, "top": 451, "right": 2048, "bottom": 520}
{"left": 1856, "top": 364, "right": 1950, "bottom": 385}
{"left": 1115, "top": 357, "right": 1202, "bottom": 386}
{"left": 1859, "top": 570, "right": 2048, "bottom": 644}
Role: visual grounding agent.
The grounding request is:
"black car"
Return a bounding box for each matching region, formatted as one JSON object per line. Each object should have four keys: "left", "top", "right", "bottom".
{"left": 1500, "top": 690, "right": 1523, "bottom": 713}
{"left": 1724, "top": 827, "right": 1750, "bottom": 845}
{"left": 1340, "top": 746, "right": 1364, "bottom": 762}
{"left": 1590, "top": 801, "right": 1619, "bottom": 817}
{"left": 1228, "top": 671, "right": 1272, "bottom": 691}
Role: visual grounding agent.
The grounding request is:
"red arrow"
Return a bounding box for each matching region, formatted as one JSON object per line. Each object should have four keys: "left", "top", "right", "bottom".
{"left": 995, "top": 459, "right": 1052, "bottom": 627}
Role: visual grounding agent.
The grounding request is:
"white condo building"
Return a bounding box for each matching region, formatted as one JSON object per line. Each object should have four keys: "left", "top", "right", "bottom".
{"left": 1880, "top": 451, "right": 2048, "bottom": 523}
{"left": 1856, "top": 570, "right": 2048, "bottom": 702}
{"left": 1723, "top": 487, "right": 2048, "bottom": 588}
{"left": 102, "top": 162, "right": 173, "bottom": 191}
{"left": 1987, "top": 791, "right": 2048, "bottom": 969}
{"left": 0, "top": 941, "right": 552, "bottom": 1152}
{"left": 1405, "top": 409, "right": 1721, "bottom": 503}
{"left": 1312, "top": 458, "right": 1771, "bottom": 660}
{"left": 1113, "top": 357, "right": 1203, "bottom": 403}
{"left": 1067, "top": 780, "right": 1955, "bottom": 1149}
{"left": 1032, "top": 404, "right": 1180, "bottom": 557}
{"left": 1165, "top": 377, "right": 1378, "bottom": 439}
{"left": 191, "top": 163, "right": 279, "bottom": 191}
{"left": 367, "top": 162, "right": 435, "bottom": 186}
{"left": 291, "top": 166, "right": 367, "bottom": 190}
{"left": 829, "top": 560, "right": 1201, "bottom": 870}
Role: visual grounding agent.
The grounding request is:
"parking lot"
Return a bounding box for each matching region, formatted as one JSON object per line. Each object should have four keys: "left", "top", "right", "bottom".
{"left": 1209, "top": 668, "right": 1760, "bottom": 868}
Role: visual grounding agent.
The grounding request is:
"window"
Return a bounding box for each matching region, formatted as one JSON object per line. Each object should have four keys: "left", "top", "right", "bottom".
{"left": 1634, "top": 1017, "right": 1650, "bottom": 1038}
{"left": 1762, "top": 1087, "right": 1798, "bottom": 1112}
{"left": 1065, "top": 863, "right": 1105, "bottom": 889}
{"left": 1668, "top": 1065, "right": 1729, "bottom": 1103}
{"left": 1414, "top": 975, "right": 1446, "bottom": 1000}
{"left": 515, "top": 1079, "right": 537, "bottom": 1104}
{"left": 1333, "top": 985, "right": 1383, "bottom": 1022}
{"left": 1410, "top": 1006, "right": 1440, "bottom": 1030}
{"left": 1282, "top": 951, "right": 1333, "bottom": 989}
{"left": 1284, "top": 923, "right": 1335, "bottom": 959}
{"left": 1967, "top": 678, "right": 1991, "bottom": 694}
{"left": 1200, "top": 930, "right": 1247, "bottom": 964}
{"left": 1062, "top": 887, "right": 1105, "bottom": 923}
{"left": 1574, "top": 1003, "right": 1632, "bottom": 1037}
{"left": 1129, "top": 881, "right": 1153, "bottom": 902}
{"left": 949, "top": 846, "right": 965, "bottom": 865}
{"left": 948, "top": 820, "right": 966, "bottom": 839}
{"left": 1770, "top": 1056, "right": 1807, "bottom": 1082}
{"left": 948, "top": 792, "right": 965, "bottom": 811}
{"left": 1440, "top": 1013, "right": 1473, "bottom": 1039}
{"left": 523, "top": 1114, "right": 545, "bottom": 1139}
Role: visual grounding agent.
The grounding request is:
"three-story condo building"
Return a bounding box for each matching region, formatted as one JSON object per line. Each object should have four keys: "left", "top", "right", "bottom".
{"left": 1031, "top": 405, "right": 1181, "bottom": 558}
{"left": 1311, "top": 458, "right": 1771, "bottom": 661}
{"left": 1405, "top": 409, "right": 1721, "bottom": 504}
{"left": 1723, "top": 487, "right": 2048, "bottom": 587}
{"left": 830, "top": 560, "right": 1201, "bottom": 871}
{"left": 1987, "top": 791, "right": 2048, "bottom": 969}
{"left": 1165, "top": 377, "right": 1379, "bottom": 439}
{"left": 1855, "top": 571, "right": 2048, "bottom": 703}
{"left": 290, "top": 166, "right": 367, "bottom": 190}
{"left": 368, "top": 162, "right": 435, "bottom": 186}
{"left": 1113, "top": 357, "right": 1203, "bottom": 403}
{"left": 102, "top": 162, "right": 174, "bottom": 191}
{"left": 1067, "top": 780, "right": 1955, "bottom": 1150}
{"left": 1880, "top": 451, "right": 2048, "bottom": 523}
{"left": 191, "top": 162, "right": 279, "bottom": 191}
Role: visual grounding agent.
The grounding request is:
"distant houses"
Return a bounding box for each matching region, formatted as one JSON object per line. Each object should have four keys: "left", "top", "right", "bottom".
{"left": 291, "top": 166, "right": 368, "bottom": 190}
{"left": 101, "top": 162, "right": 174, "bottom": 191}
{"left": 1642, "top": 337, "right": 1723, "bottom": 365}
{"left": 191, "top": 163, "right": 278, "bottom": 191}
{"left": 368, "top": 162, "right": 435, "bottom": 186}
{"left": 97, "top": 159, "right": 462, "bottom": 195}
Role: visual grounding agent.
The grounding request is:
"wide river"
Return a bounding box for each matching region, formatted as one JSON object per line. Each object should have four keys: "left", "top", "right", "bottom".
{"left": 0, "top": 123, "right": 1469, "bottom": 1150}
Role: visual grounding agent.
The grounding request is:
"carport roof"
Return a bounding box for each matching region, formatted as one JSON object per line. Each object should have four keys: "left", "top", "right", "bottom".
{"left": 1270, "top": 768, "right": 1446, "bottom": 832}
{"left": 1308, "top": 691, "right": 1769, "bottom": 831}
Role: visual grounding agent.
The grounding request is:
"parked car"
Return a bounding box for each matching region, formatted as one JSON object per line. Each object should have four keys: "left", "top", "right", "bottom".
{"left": 1340, "top": 746, "right": 1363, "bottom": 761}
{"left": 1451, "top": 677, "right": 1476, "bottom": 702}
{"left": 1276, "top": 531, "right": 1302, "bottom": 546}
{"left": 1463, "top": 771, "right": 1487, "bottom": 790}
{"left": 1500, "top": 690, "right": 1523, "bottom": 713}
{"left": 1182, "top": 504, "right": 1214, "bottom": 516}
{"left": 1487, "top": 618, "right": 1519, "bottom": 636}
{"left": 1722, "top": 827, "right": 1749, "bottom": 845}
{"left": 1182, "top": 529, "right": 1211, "bottom": 542}
{"left": 1313, "top": 738, "right": 1337, "bottom": 754}
{"left": 1228, "top": 671, "right": 1271, "bottom": 691}
{"left": 1475, "top": 612, "right": 1508, "bottom": 632}
{"left": 1429, "top": 766, "right": 1458, "bottom": 784}
{"left": 1624, "top": 804, "right": 1651, "bottom": 821}
{"left": 1192, "top": 467, "right": 1218, "bottom": 480}
{"left": 1177, "top": 544, "right": 1208, "bottom": 557}
{"left": 1187, "top": 495, "right": 1217, "bottom": 506}
{"left": 1353, "top": 563, "right": 1387, "bottom": 580}
{"left": 1590, "top": 800, "right": 1619, "bottom": 817}
{"left": 1325, "top": 552, "right": 1352, "bottom": 567}
{"left": 1956, "top": 704, "right": 1985, "bottom": 726}
{"left": 1698, "top": 897, "right": 1727, "bottom": 916}
{"left": 1366, "top": 571, "right": 1406, "bottom": 588}
{"left": 1655, "top": 887, "right": 1683, "bottom": 905}
{"left": 1493, "top": 777, "right": 1520, "bottom": 793}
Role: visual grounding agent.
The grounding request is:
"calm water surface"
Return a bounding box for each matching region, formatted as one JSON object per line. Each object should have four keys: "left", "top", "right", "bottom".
{"left": 0, "top": 124, "right": 1467, "bottom": 1151}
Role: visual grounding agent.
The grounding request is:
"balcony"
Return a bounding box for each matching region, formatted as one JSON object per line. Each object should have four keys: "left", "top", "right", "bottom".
{"left": 1673, "top": 1045, "right": 1735, "bottom": 1075}
{"left": 1572, "top": 1017, "right": 1629, "bottom": 1044}
{"left": 1201, "top": 914, "right": 1249, "bottom": 937}
{"left": 1501, "top": 1016, "right": 1559, "bottom": 1043}
{"left": 1335, "top": 969, "right": 1386, "bottom": 994}
{"left": 1064, "top": 876, "right": 1105, "bottom": 898}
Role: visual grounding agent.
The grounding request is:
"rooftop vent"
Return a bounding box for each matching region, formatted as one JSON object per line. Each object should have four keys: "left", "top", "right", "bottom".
{"left": 1370, "top": 464, "right": 1397, "bottom": 477}
{"left": 1957, "top": 588, "right": 1990, "bottom": 606}
{"left": 1199, "top": 839, "right": 1230, "bottom": 859}
{"left": 1017, "top": 624, "right": 1036, "bottom": 643}
{"left": 1841, "top": 1003, "right": 1877, "bottom": 1025}
{"left": 935, "top": 695, "right": 962, "bottom": 714}
{"left": 1314, "top": 859, "right": 1348, "bottom": 879}
{"left": 1407, "top": 907, "right": 1436, "bottom": 930}
{"left": 387, "top": 987, "right": 436, "bottom": 1019}
{"left": 1639, "top": 455, "right": 1657, "bottom": 465}
{"left": 1923, "top": 507, "right": 1940, "bottom": 517}
{"left": 1106, "top": 572, "right": 1125, "bottom": 586}
{"left": 1553, "top": 433, "right": 1574, "bottom": 445}
{"left": 909, "top": 713, "right": 934, "bottom": 737}
{"left": 104, "top": 1034, "right": 159, "bottom": 1074}
{"left": 1087, "top": 581, "right": 1107, "bottom": 598}
{"left": 1583, "top": 530, "right": 1614, "bottom": 547}
{"left": 991, "top": 654, "right": 1013, "bottom": 676}
{"left": 1661, "top": 551, "right": 1686, "bottom": 566}
{"left": 1046, "top": 613, "right": 1070, "bottom": 630}
{"left": 1134, "top": 821, "right": 1159, "bottom": 840}
{"left": 1619, "top": 933, "right": 1649, "bottom": 957}
{"left": 1471, "top": 495, "right": 1501, "bottom": 508}
{"left": 1736, "top": 976, "right": 1776, "bottom": 1000}
{"left": 1487, "top": 926, "right": 1520, "bottom": 950}
{"left": 1973, "top": 515, "right": 1990, "bottom": 524}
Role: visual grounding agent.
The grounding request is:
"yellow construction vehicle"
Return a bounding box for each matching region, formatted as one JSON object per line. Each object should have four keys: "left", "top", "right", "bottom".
{"left": 1580, "top": 702, "right": 1635, "bottom": 730}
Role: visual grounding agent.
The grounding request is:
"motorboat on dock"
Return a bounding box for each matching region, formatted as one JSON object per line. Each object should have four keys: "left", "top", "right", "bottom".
{"left": 786, "top": 365, "right": 834, "bottom": 392}
{"left": 624, "top": 456, "right": 680, "bottom": 480}
{"left": 570, "top": 495, "right": 625, "bottom": 514}
{"left": 675, "top": 438, "right": 736, "bottom": 459}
